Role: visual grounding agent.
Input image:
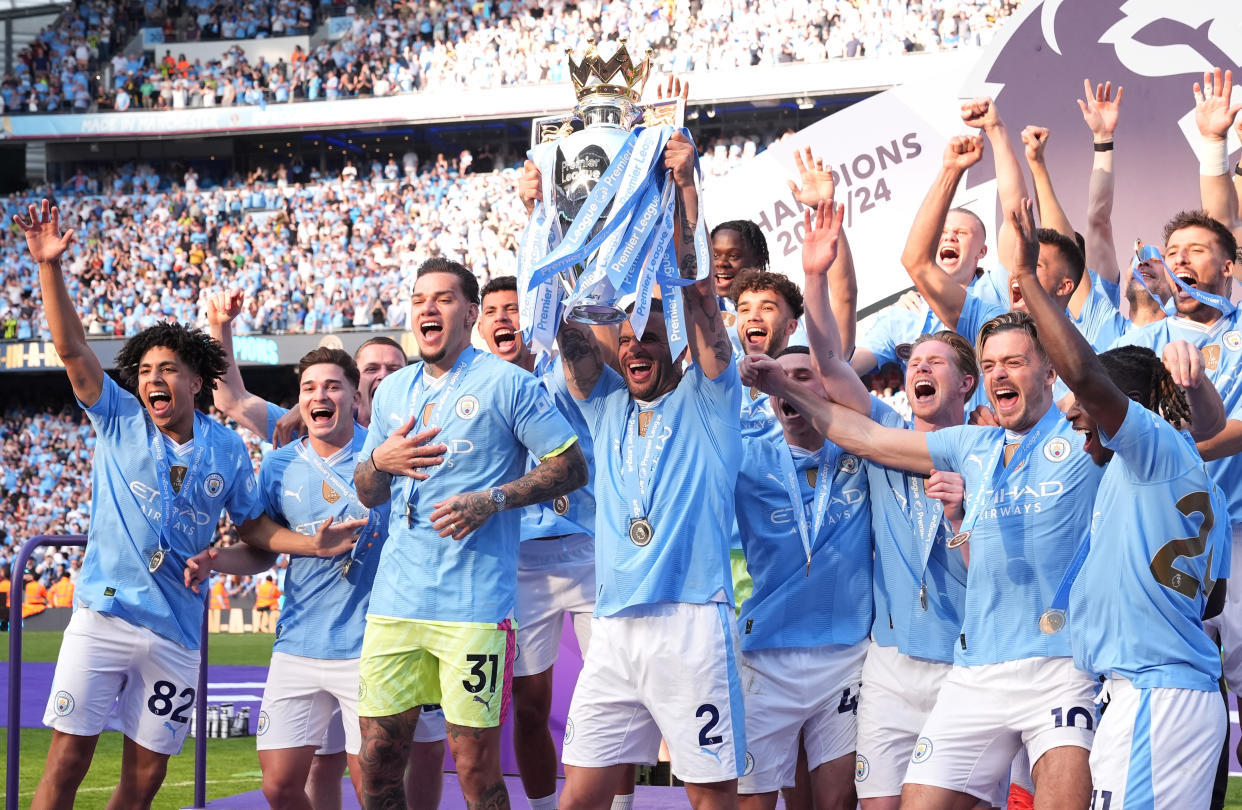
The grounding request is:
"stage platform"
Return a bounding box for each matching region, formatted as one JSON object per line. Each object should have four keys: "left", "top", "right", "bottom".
{"left": 202, "top": 773, "right": 709, "bottom": 809}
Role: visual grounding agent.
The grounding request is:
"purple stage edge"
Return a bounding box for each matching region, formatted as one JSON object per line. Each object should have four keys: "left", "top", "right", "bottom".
{"left": 4, "top": 534, "right": 213, "bottom": 810}
{"left": 7, "top": 535, "right": 86, "bottom": 810}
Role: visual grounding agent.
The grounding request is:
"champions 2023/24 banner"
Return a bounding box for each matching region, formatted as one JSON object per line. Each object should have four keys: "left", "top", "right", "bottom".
{"left": 706, "top": 0, "right": 1242, "bottom": 313}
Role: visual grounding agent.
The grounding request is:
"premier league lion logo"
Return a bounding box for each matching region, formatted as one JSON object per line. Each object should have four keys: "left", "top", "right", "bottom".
{"left": 963, "top": 1, "right": 1242, "bottom": 245}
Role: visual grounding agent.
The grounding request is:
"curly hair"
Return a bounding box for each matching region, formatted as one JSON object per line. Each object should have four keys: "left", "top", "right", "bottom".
{"left": 113, "top": 322, "right": 227, "bottom": 410}
{"left": 711, "top": 219, "right": 770, "bottom": 271}
{"left": 731, "top": 269, "right": 805, "bottom": 318}
{"left": 1098, "top": 345, "right": 1192, "bottom": 428}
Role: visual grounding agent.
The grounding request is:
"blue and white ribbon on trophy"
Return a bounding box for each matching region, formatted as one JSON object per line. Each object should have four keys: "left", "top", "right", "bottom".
{"left": 517, "top": 124, "right": 712, "bottom": 358}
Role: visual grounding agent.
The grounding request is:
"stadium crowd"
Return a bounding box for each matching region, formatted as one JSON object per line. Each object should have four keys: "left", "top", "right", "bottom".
{"left": 0, "top": 0, "right": 1022, "bottom": 113}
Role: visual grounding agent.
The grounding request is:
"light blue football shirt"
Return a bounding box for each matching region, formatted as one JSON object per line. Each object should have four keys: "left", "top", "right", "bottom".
{"left": 77, "top": 375, "right": 262, "bottom": 649}
{"left": 260, "top": 423, "right": 387, "bottom": 659}
{"left": 734, "top": 424, "right": 873, "bottom": 652}
{"left": 576, "top": 360, "right": 742, "bottom": 616}
{"left": 1069, "top": 399, "right": 1229, "bottom": 691}
{"left": 925, "top": 404, "right": 1105, "bottom": 665}
{"left": 362, "top": 347, "right": 577, "bottom": 623}
{"left": 1112, "top": 310, "right": 1242, "bottom": 526}
{"left": 520, "top": 360, "right": 596, "bottom": 541}
{"left": 866, "top": 399, "right": 968, "bottom": 663}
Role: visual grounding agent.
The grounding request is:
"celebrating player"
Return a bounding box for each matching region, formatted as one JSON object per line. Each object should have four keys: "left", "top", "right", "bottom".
{"left": 17, "top": 200, "right": 357, "bottom": 810}
{"left": 207, "top": 291, "right": 449, "bottom": 810}
{"left": 353, "top": 258, "right": 588, "bottom": 810}
{"left": 555, "top": 132, "right": 744, "bottom": 810}
{"left": 1012, "top": 196, "right": 1229, "bottom": 808}
{"left": 743, "top": 304, "right": 1105, "bottom": 808}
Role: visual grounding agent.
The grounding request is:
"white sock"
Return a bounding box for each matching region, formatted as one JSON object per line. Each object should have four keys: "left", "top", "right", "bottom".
{"left": 529, "top": 793, "right": 558, "bottom": 810}
{"left": 610, "top": 793, "right": 635, "bottom": 810}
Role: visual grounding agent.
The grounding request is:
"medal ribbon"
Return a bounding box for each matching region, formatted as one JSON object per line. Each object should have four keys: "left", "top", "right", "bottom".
{"left": 1133, "top": 243, "right": 1236, "bottom": 317}
{"left": 146, "top": 412, "right": 207, "bottom": 563}
{"left": 773, "top": 442, "right": 838, "bottom": 574}
{"left": 954, "top": 425, "right": 1045, "bottom": 547}
{"left": 622, "top": 405, "right": 670, "bottom": 526}
{"left": 294, "top": 435, "right": 377, "bottom": 570}
{"left": 1042, "top": 531, "right": 1092, "bottom": 629}
{"left": 907, "top": 472, "right": 947, "bottom": 581}
{"left": 401, "top": 348, "right": 474, "bottom": 513}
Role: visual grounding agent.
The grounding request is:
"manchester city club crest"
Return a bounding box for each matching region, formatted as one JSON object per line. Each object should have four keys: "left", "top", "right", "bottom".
{"left": 839, "top": 454, "right": 861, "bottom": 474}
{"left": 1043, "top": 437, "right": 1071, "bottom": 463}
{"left": 743, "top": 751, "right": 755, "bottom": 776}
{"left": 563, "top": 718, "right": 575, "bottom": 745}
{"left": 204, "top": 472, "right": 225, "bottom": 498}
{"left": 54, "top": 690, "right": 75, "bottom": 716}
{"left": 855, "top": 754, "right": 870, "bottom": 782}
{"left": 257, "top": 711, "right": 270, "bottom": 735}
{"left": 911, "top": 736, "right": 934, "bottom": 764}
{"left": 1225, "top": 331, "right": 1241, "bottom": 351}
{"left": 455, "top": 395, "right": 480, "bottom": 419}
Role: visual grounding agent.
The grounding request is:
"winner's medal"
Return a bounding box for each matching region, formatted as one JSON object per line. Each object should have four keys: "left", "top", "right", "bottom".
{"left": 946, "top": 531, "right": 970, "bottom": 550}
{"left": 1038, "top": 609, "right": 1066, "bottom": 634}
{"left": 629, "top": 517, "right": 654, "bottom": 547}
{"left": 148, "top": 549, "right": 166, "bottom": 573}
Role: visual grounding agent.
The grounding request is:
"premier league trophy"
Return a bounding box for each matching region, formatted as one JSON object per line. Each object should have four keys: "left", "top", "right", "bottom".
{"left": 518, "top": 39, "right": 688, "bottom": 351}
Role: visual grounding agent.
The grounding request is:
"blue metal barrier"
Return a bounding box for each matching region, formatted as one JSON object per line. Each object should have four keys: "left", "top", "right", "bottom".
{"left": 6, "top": 534, "right": 211, "bottom": 810}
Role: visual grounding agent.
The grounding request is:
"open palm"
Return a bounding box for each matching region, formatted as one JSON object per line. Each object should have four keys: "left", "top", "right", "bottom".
{"left": 14, "top": 199, "right": 74, "bottom": 263}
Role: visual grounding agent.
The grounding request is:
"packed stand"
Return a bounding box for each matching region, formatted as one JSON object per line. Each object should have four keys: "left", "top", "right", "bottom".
{"left": 1, "top": 149, "right": 526, "bottom": 340}
{"left": 1, "top": 0, "right": 1023, "bottom": 114}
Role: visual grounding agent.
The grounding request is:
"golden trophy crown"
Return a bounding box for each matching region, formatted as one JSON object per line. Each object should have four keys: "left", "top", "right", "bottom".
{"left": 566, "top": 39, "right": 653, "bottom": 102}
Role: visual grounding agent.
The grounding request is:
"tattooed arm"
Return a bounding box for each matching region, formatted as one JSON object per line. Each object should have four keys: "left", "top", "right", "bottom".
{"left": 666, "top": 132, "right": 732, "bottom": 380}
{"left": 558, "top": 319, "right": 606, "bottom": 400}
{"left": 428, "top": 442, "right": 587, "bottom": 541}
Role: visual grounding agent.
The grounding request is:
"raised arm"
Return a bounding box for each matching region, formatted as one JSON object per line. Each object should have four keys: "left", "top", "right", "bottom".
{"left": 1160, "top": 340, "right": 1226, "bottom": 441}
{"left": 428, "top": 441, "right": 588, "bottom": 541}
{"left": 669, "top": 132, "right": 732, "bottom": 379}
{"left": 900, "top": 136, "right": 984, "bottom": 330}
{"left": 206, "top": 290, "right": 272, "bottom": 437}
{"left": 1078, "top": 79, "right": 1124, "bottom": 287}
{"left": 1010, "top": 197, "right": 1129, "bottom": 438}
{"left": 801, "top": 201, "right": 871, "bottom": 415}
{"left": 964, "top": 98, "right": 1029, "bottom": 274}
{"left": 15, "top": 200, "right": 102, "bottom": 406}
{"left": 1194, "top": 69, "right": 1242, "bottom": 245}
{"left": 740, "top": 354, "right": 933, "bottom": 473}
{"left": 1021, "top": 126, "right": 1074, "bottom": 238}
{"left": 558, "top": 319, "right": 607, "bottom": 400}
{"left": 787, "top": 146, "right": 858, "bottom": 354}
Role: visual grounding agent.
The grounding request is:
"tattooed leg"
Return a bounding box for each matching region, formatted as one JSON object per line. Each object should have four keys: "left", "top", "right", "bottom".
{"left": 359, "top": 708, "right": 420, "bottom": 810}
{"left": 446, "top": 723, "right": 509, "bottom": 810}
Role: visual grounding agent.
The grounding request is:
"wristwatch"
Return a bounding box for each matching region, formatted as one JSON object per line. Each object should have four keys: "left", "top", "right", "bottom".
{"left": 488, "top": 487, "right": 507, "bottom": 512}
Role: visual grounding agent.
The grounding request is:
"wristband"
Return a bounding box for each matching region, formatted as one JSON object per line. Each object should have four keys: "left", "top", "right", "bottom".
{"left": 1093, "top": 140, "right": 1114, "bottom": 152}
{"left": 368, "top": 452, "right": 382, "bottom": 474}
{"left": 1199, "top": 137, "right": 1229, "bottom": 176}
